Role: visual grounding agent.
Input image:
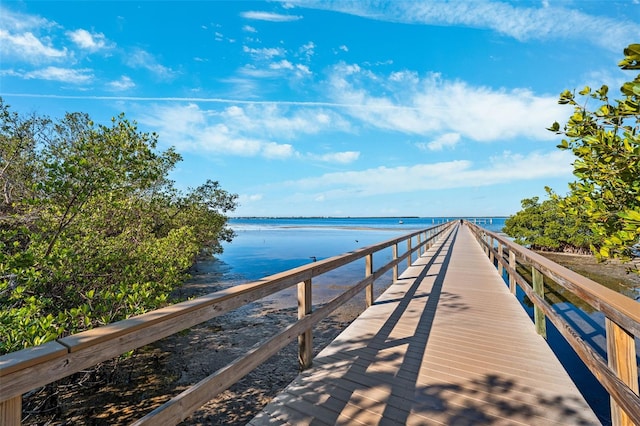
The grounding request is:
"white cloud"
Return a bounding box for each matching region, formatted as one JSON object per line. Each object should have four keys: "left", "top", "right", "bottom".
{"left": 138, "top": 103, "right": 356, "bottom": 163}
{"left": 270, "top": 59, "right": 294, "bottom": 70}
{"left": 240, "top": 11, "right": 303, "bottom": 22}
{"left": 299, "top": 41, "right": 315, "bottom": 60}
{"left": 417, "top": 133, "right": 461, "bottom": 151}
{"left": 218, "top": 104, "right": 351, "bottom": 139}
{"left": 389, "top": 70, "right": 419, "bottom": 85}
{"left": 23, "top": 66, "right": 93, "bottom": 84}
{"left": 326, "top": 63, "right": 567, "bottom": 142}
{"left": 239, "top": 40, "right": 315, "bottom": 81}
{"left": 0, "top": 6, "right": 54, "bottom": 32}
{"left": 243, "top": 25, "right": 257, "bottom": 33}
{"left": 139, "top": 103, "right": 295, "bottom": 159}
{"left": 310, "top": 151, "right": 360, "bottom": 164}
{"left": 126, "top": 48, "right": 176, "bottom": 80}
{"left": 67, "top": 29, "right": 112, "bottom": 52}
{"left": 243, "top": 45, "right": 286, "bottom": 60}
{"left": 283, "top": 150, "right": 574, "bottom": 200}
{"left": 0, "top": 7, "right": 69, "bottom": 64}
{"left": 107, "top": 75, "right": 135, "bottom": 91}
{"left": 0, "top": 29, "right": 67, "bottom": 63}
{"left": 295, "top": 64, "right": 312, "bottom": 76}
{"left": 339, "top": 45, "right": 349, "bottom": 52}
{"left": 288, "top": 0, "right": 639, "bottom": 51}
{"left": 265, "top": 59, "right": 311, "bottom": 78}
{"left": 263, "top": 142, "right": 295, "bottom": 158}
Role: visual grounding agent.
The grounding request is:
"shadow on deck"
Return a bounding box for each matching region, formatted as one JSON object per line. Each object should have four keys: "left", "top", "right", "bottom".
{"left": 249, "top": 225, "right": 600, "bottom": 425}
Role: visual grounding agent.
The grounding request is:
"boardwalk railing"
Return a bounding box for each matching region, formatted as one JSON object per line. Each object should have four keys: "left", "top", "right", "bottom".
{"left": 467, "top": 221, "right": 640, "bottom": 426}
{"left": 0, "top": 222, "right": 454, "bottom": 425}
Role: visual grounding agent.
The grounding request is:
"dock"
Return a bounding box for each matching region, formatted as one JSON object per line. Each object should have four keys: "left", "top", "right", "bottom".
{"left": 249, "top": 225, "right": 601, "bottom": 425}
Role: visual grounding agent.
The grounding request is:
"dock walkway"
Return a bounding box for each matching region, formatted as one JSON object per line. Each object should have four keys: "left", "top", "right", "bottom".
{"left": 249, "top": 224, "right": 600, "bottom": 425}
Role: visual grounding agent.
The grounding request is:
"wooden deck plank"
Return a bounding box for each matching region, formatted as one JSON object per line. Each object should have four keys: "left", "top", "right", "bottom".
{"left": 249, "top": 225, "right": 601, "bottom": 426}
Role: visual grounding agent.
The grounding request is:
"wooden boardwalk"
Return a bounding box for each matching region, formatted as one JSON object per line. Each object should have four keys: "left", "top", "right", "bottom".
{"left": 249, "top": 225, "right": 601, "bottom": 425}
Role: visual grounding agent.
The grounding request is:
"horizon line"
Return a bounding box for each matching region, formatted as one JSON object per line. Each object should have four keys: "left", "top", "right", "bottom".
{"left": 230, "top": 215, "right": 509, "bottom": 219}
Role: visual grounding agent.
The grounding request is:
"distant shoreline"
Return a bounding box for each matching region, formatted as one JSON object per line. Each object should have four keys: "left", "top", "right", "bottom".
{"left": 231, "top": 216, "right": 509, "bottom": 219}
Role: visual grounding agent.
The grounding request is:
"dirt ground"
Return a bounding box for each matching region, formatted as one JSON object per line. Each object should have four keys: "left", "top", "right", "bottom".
{"left": 21, "top": 252, "right": 640, "bottom": 425}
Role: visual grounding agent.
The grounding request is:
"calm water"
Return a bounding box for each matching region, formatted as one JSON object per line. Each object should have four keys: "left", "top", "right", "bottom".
{"left": 210, "top": 218, "right": 504, "bottom": 297}
{"left": 198, "top": 217, "right": 503, "bottom": 307}
{"left": 188, "top": 216, "right": 635, "bottom": 425}
{"left": 221, "top": 216, "right": 504, "bottom": 278}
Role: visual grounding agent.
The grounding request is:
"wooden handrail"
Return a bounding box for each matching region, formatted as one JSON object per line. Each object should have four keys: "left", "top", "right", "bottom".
{"left": 466, "top": 221, "right": 640, "bottom": 426}
{"left": 0, "top": 221, "right": 454, "bottom": 425}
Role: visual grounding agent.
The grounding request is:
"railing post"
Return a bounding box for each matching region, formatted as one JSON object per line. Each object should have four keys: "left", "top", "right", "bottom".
{"left": 532, "top": 267, "right": 546, "bottom": 339}
{"left": 509, "top": 250, "right": 516, "bottom": 294}
{"left": 489, "top": 237, "right": 495, "bottom": 263}
{"left": 497, "top": 244, "right": 504, "bottom": 277}
{"left": 365, "top": 254, "right": 374, "bottom": 307}
{"left": 297, "top": 279, "right": 313, "bottom": 370}
{"left": 407, "top": 238, "right": 412, "bottom": 267}
{"left": 392, "top": 244, "right": 398, "bottom": 282}
{"left": 417, "top": 232, "right": 422, "bottom": 256}
{"left": 606, "top": 318, "right": 639, "bottom": 426}
{"left": 0, "top": 396, "right": 21, "bottom": 426}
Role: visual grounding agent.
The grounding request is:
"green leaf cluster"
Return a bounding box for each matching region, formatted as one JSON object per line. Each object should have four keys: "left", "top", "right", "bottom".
{"left": 504, "top": 191, "right": 598, "bottom": 253}
{"left": 0, "top": 101, "right": 237, "bottom": 354}
{"left": 546, "top": 44, "right": 640, "bottom": 263}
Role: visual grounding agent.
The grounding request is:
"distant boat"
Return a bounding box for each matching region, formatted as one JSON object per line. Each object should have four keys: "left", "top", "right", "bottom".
{"left": 398, "top": 220, "right": 404, "bottom": 224}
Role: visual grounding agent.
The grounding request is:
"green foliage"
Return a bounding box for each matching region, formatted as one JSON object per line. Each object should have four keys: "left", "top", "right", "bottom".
{"left": 547, "top": 44, "right": 640, "bottom": 262}
{"left": 504, "top": 191, "right": 598, "bottom": 253}
{"left": 0, "top": 100, "right": 237, "bottom": 354}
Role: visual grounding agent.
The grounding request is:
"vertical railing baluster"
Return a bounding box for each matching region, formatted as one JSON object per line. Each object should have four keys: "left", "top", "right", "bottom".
{"left": 489, "top": 237, "right": 495, "bottom": 263}
{"left": 417, "top": 232, "right": 422, "bottom": 256}
{"left": 365, "top": 254, "right": 374, "bottom": 307}
{"left": 532, "top": 267, "right": 546, "bottom": 339}
{"left": 509, "top": 250, "right": 516, "bottom": 294}
{"left": 392, "top": 244, "right": 398, "bottom": 282}
{"left": 423, "top": 231, "right": 428, "bottom": 253}
{"left": 606, "top": 318, "right": 639, "bottom": 426}
{"left": 0, "top": 396, "right": 21, "bottom": 426}
{"left": 407, "top": 238, "right": 412, "bottom": 267}
{"left": 497, "top": 244, "right": 504, "bottom": 277}
{"left": 425, "top": 231, "right": 430, "bottom": 252}
{"left": 297, "top": 278, "right": 313, "bottom": 370}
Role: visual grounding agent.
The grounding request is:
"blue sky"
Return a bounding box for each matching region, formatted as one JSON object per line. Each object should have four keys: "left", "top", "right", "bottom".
{"left": 1, "top": 1, "right": 639, "bottom": 217}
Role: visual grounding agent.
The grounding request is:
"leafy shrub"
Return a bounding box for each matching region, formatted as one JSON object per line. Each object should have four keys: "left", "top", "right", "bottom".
{"left": 0, "top": 100, "right": 237, "bottom": 354}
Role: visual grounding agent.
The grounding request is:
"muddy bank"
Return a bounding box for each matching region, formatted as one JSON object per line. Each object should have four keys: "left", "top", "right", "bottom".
{"left": 22, "top": 273, "right": 373, "bottom": 425}
{"left": 539, "top": 251, "right": 640, "bottom": 301}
